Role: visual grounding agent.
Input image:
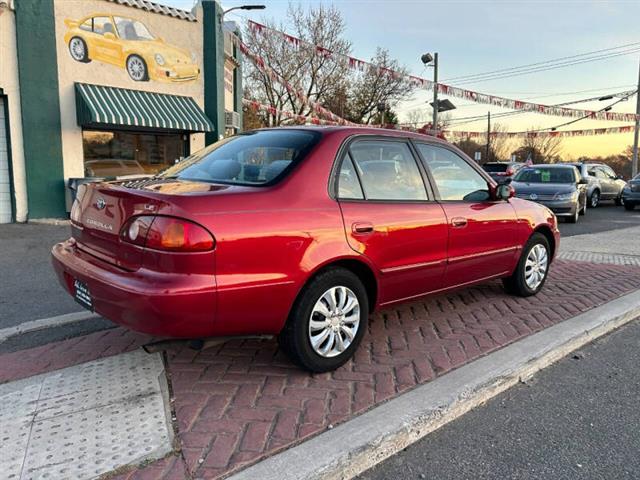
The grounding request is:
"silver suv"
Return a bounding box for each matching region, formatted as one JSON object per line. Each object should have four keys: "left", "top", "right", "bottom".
{"left": 568, "top": 163, "right": 626, "bottom": 208}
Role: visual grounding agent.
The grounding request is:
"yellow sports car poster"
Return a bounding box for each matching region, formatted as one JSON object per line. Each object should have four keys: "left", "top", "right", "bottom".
{"left": 63, "top": 13, "right": 200, "bottom": 83}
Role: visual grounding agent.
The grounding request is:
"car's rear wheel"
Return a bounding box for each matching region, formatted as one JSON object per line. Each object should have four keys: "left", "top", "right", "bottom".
{"left": 503, "top": 233, "right": 550, "bottom": 297}
{"left": 69, "top": 37, "right": 90, "bottom": 63}
{"left": 589, "top": 190, "right": 600, "bottom": 208}
{"left": 278, "top": 268, "right": 368, "bottom": 372}
{"left": 126, "top": 55, "right": 149, "bottom": 81}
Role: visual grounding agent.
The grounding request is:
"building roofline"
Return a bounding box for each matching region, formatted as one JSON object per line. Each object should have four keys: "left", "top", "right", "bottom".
{"left": 104, "top": 0, "right": 197, "bottom": 22}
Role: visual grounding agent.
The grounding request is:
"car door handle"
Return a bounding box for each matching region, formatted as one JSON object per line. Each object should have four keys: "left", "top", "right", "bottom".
{"left": 352, "top": 222, "right": 374, "bottom": 234}
{"left": 451, "top": 217, "right": 468, "bottom": 228}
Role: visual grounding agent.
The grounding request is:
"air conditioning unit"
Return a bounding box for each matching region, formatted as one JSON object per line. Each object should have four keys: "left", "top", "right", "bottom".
{"left": 225, "top": 111, "right": 241, "bottom": 129}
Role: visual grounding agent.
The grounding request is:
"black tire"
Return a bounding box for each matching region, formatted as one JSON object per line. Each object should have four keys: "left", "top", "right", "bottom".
{"left": 624, "top": 202, "right": 635, "bottom": 211}
{"left": 126, "top": 55, "right": 149, "bottom": 81}
{"left": 589, "top": 190, "right": 600, "bottom": 208}
{"left": 502, "top": 233, "right": 551, "bottom": 297}
{"left": 278, "top": 267, "right": 369, "bottom": 373}
{"left": 615, "top": 195, "right": 624, "bottom": 206}
{"left": 68, "top": 36, "right": 90, "bottom": 63}
{"left": 566, "top": 206, "right": 579, "bottom": 223}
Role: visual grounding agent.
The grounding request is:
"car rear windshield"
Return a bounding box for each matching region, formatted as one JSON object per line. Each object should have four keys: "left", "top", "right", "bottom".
{"left": 514, "top": 167, "right": 576, "bottom": 184}
{"left": 158, "top": 130, "right": 321, "bottom": 186}
{"left": 482, "top": 163, "right": 509, "bottom": 173}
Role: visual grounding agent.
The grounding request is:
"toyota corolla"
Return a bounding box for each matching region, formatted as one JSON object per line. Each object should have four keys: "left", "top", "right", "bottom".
{"left": 52, "top": 127, "right": 560, "bottom": 372}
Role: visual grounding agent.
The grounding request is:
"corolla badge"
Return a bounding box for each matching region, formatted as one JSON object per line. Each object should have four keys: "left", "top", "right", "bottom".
{"left": 529, "top": 193, "right": 538, "bottom": 200}
{"left": 95, "top": 197, "right": 106, "bottom": 210}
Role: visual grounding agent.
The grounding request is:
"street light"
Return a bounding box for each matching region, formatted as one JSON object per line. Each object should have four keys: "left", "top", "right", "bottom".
{"left": 377, "top": 102, "right": 387, "bottom": 126}
{"left": 421, "top": 52, "right": 439, "bottom": 130}
{"left": 221, "top": 4, "right": 265, "bottom": 20}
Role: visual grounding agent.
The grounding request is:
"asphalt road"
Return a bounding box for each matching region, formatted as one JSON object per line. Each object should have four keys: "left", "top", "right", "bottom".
{"left": 359, "top": 318, "right": 640, "bottom": 480}
{"left": 0, "top": 223, "right": 80, "bottom": 329}
{"left": 558, "top": 200, "right": 640, "bottom": 236}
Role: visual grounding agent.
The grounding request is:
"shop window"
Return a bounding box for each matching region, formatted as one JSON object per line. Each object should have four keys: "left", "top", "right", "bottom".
{"left": 82, "top": 130, "right": 186, "bottom": 178}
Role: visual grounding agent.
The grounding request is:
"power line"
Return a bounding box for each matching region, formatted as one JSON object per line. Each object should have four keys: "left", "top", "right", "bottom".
{"left": 442, "top": 41, "right": 640, "bottom": 83}
{"left": 451, "top": 47, "right": 640, "bottom": 85}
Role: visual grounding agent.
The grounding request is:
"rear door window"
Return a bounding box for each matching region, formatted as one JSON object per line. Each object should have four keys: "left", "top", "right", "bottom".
{"left": 347, "top": 140, "right": 427, "bottom": 201}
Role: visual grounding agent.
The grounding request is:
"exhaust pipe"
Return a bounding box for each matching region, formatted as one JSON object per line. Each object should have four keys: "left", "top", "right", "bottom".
{"left": 142, "top": 335, "right": 274, "bottom": 354}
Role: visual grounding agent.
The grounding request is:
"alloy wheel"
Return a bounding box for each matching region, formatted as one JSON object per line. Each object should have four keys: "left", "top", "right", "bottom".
{"left": 590, "top": 191, "right": 600, "bottom": 208}
{"left": 308, "top": 286, "right": 360, "bottom": 358}
{"left": 524, "top": 244, "right": 548, "bottom": 290}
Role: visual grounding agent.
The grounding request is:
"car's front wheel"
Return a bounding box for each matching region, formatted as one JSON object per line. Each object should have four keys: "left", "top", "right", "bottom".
{"left": 278, "top": 268, "right": 368, "bottom": 372}
{"left": 69, "top": 37, "right": 90, "bottom": 63}
{"left": 503, "top": 233, "right": 550, "bottom": 297}
{"left": 615, "top": 194, "right": 624, "bottom": 206}
{"left": 126, "top": 55, "right": 149, "bottom": 81}
{"left": 566, "top": 206, "right": 579, "bottom": 223}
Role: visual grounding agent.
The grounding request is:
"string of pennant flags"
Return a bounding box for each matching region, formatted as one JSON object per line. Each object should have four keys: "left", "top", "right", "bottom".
{"left": 232, "top": 33, "right": 356, "bottom": 126}
{"left": 247, "top": 20, "right": 640, "bottom": 123}
{"left": 243, "top": 98, "right": 636, "bottom": 138}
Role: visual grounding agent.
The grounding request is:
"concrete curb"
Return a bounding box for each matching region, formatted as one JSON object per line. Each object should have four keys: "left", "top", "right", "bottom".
{"left": 229, "top": 289, "right": 640, "bottom": 480}
{"left": 0, "top": 311, "right": 99, "bottom": 343}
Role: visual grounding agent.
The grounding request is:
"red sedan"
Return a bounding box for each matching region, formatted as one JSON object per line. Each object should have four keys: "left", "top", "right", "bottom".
{"left": 52, "top": 127, "right": 559, "bottom": 372}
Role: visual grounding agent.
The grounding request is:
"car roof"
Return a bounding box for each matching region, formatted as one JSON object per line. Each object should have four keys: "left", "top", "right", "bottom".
{"left": 250, "top": 126, "right": 452, "bottom": 146}
{"left": 522, "top": 164, "right": 576, "bottom": 168}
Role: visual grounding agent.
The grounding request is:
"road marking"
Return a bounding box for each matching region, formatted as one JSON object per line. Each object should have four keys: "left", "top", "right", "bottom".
{"left": 0, "top": 311, "right": 100, "bottom": 343}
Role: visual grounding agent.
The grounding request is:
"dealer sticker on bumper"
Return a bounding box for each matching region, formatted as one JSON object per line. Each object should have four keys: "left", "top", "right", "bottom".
{"left": 74, "top": 279, "right": 93, "bottom": 311}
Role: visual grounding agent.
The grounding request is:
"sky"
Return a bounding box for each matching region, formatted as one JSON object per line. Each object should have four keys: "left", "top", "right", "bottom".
{"left": 165, "top": 0, "right": 640, "bottom": 159}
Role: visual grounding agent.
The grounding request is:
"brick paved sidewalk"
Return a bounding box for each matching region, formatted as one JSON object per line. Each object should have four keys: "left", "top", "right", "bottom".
{"left": 1, "top": 260, "right": 639, "bottom": 479}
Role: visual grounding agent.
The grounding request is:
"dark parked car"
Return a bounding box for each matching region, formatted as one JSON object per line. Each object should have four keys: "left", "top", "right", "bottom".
{"left": 511, "top": 164, "right": 588, "bottom": 223}
{"left": 482, "top": 161, "right": 524, "bottom": 184}
{"left": 622, "top": 174, "right": 640, "bottom": 210}
{"left": 52, "top": 127, "right": 559, "bottom": 372}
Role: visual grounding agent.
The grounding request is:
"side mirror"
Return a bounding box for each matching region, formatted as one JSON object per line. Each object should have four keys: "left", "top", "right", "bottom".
{"left": 104, "top": 32, "right": 116, "bottom": 40}
{"left": 495, "top": 184, "right": 515, "bottom": 200}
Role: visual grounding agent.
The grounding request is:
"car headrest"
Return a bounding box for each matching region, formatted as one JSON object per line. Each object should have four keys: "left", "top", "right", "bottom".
{"left": 264, "top": 160, "right": 292, "bottom": 181}
{"left": 207, "top": 159, "right": 241, "bottom": 180}
{"left": 361, "top": 161, "right": 397, "bottom": 180}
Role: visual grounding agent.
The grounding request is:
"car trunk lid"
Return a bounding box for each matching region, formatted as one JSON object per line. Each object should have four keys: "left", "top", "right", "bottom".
{"left": 73, "top": 182, "right": 170, "bottom": 270}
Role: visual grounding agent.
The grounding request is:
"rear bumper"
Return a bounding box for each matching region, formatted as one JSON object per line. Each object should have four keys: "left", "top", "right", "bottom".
{"left": 51, "top": 239, "right": 216, "bottom": 338}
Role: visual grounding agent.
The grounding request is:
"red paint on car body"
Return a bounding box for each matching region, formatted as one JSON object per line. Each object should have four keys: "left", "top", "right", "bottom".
{"left": 52, "top": 127, "right": 559, "bottom": 338}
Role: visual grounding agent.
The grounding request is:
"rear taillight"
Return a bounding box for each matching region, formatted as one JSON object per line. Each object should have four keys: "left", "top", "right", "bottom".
{"left": 70, "top": 185, "right": 88, "bottom": 226}
{"left": 121, "top": 216, "right": 215, "bottom": 252}
{"left": 506, "top": 168, "right": 514, "bottom": 176}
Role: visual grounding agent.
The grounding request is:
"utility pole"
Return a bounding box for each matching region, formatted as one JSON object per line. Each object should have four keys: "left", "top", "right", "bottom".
{"left": 633, "top": 58, "right": 640, "bottom": 178}
{"left": 486, "top": 111, "right": 491, "bottom": 162}
{"left": 433, "top": 52, "right": 439, "bottom": 132}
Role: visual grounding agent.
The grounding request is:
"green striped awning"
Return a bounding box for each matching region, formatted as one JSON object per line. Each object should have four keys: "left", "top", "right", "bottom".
{"left": 75, "top": 83, "right": 214, "bottom": 132}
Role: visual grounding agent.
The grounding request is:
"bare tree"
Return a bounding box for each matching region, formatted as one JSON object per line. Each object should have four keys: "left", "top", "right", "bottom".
{"left": 512, "top": 128, "right": 563, "bottom": 163}
{"left": 242, "top": 6, "right": 415, "bottom": 126}
{"left": 345, "top": 48, "right": 414, "bottom": 124}
{"left": 489, "top": 123, "right": 512, "bottom": 161}
{"left": 243, "top": 4, "right": 350, "bottom": 125}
